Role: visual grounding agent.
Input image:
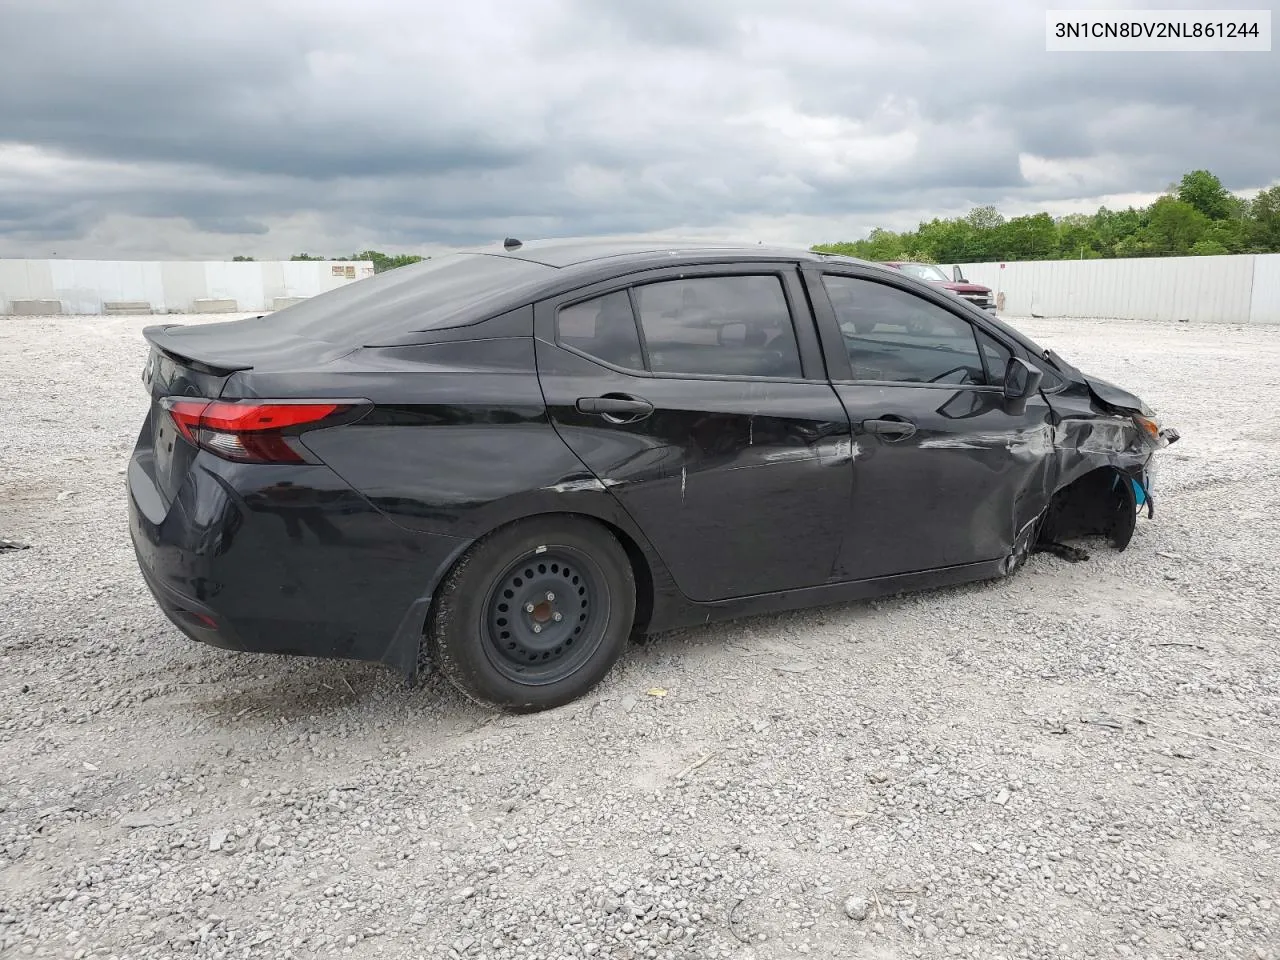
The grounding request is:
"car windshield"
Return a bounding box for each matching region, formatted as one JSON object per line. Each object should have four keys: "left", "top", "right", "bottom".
{"left": 897, "top": 263, "right": 952, "bottom": 283}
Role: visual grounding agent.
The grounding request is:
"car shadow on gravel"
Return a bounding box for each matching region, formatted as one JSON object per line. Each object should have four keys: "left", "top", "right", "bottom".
{"left": 618, "top": 541, "right": 1132, "bottom": 685}
{"left": 631, "top": 572, "right": 1009, "bottom": 654}
{"left": 178, "top": 548, "right": 1104, "bottom": 726}
{"left": 181, "top": 649, "right": 497, "bottom": 729}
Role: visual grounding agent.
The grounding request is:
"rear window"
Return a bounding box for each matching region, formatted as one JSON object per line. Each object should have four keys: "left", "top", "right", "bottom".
{"left": 633, "top": 276, "right": 802, "bottom": 378}
{"left": 267, "top": 253, "right": 553, "bottom": 343}
{"left": 557, "top": 291, "right": 645, "bottom": 369}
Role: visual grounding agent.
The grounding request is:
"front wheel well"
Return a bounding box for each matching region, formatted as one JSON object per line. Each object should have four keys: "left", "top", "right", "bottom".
{"left": 1036, "top": 465, "right": 1140, "bottom": 551}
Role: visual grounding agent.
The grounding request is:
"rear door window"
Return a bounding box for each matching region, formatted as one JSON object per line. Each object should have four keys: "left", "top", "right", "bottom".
{"left": 632, "top": 275, "right": 803, "bottom": 378}
{"left": 555, "top": 291, "right": 645, "bottom": 369}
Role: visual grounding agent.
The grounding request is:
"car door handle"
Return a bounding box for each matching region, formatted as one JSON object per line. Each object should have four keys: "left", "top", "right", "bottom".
{"left": 861, "top": 418, "right": 917, "bottom": 441}
{"left": 576, "top": 395, "right": 655, "bottom": 422}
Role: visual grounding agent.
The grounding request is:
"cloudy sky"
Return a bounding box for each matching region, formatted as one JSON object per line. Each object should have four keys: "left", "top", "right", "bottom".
{"left": 1, "top": 0, "right": 1276, "bottom": 259}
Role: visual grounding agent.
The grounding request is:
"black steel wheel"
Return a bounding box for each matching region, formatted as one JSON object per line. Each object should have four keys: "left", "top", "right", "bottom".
{"left": 427, "top": 516, "right": 636, "bottom": 712}
{"left": 482, "top": 546, "right": 607, "bottom": 685}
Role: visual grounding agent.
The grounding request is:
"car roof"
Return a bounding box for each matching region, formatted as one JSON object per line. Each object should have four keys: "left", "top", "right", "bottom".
{"left": 266, "top": 236, "right": 884, "bottom": 345}
{"left": 467, "top": 236, "right": 852, "bottom": 271}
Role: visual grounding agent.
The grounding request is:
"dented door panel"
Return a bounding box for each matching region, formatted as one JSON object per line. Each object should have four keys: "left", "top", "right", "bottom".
{"left": 803, "top": 262, "right": 1177, "bottom": 573}
{"left": 536, "top": 340, "right": 854, "bottom": 601}
{"left": 830, "top": 382, "right": 1059, "bottom": 580}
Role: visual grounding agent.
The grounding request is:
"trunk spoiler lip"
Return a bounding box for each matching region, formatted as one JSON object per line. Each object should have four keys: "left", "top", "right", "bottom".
{"left": 143, "top": 323, "right": 254, "bottom": 375}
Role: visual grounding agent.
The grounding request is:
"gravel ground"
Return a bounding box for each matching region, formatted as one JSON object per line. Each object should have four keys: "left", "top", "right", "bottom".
{"left": 1, "top": 312, "right": 1279, "bottom": 960}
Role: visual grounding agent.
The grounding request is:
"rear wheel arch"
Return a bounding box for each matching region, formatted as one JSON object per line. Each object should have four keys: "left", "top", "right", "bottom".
{"left": 462, "top": 506, "right": 657, "bottom": 633}
{"left": 422, "top": 510, "right": 655, "bottom": 711}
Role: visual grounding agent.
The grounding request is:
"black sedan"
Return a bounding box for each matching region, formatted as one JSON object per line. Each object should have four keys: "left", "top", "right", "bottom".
{"left": 128, "top": 238, "right": 1177, "bottom": 712}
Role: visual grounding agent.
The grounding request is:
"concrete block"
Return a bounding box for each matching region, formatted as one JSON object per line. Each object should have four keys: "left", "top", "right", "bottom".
{"left": 104, "top": 300, "right": 154, "bottom": 315}
{"left": 271, "top": 297, "right": 310, "bottom": 310}
{"left": 8, "top": 299, "right": 63, "bottom": 316}
{"left": 191, "top": 298, "right": 238, "bottom": 313}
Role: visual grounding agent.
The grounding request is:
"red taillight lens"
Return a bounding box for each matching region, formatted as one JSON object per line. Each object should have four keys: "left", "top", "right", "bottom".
{"left": 199, "top": 402, "right": 342, "bottom": 432}
{"left": 165, "top": 399, "right": 208, "bottom": 445}
{"left": 161, "top": 398, "right": 361, "bottom": 464}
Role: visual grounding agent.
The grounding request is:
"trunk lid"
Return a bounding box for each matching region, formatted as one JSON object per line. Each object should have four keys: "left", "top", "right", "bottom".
{"left": 143, "top": 316, "right": 356, "bottom": 373}
{"left": 138, "top": 336, "right": 237, "bottom": 510}
{"left": 137, "top": 319, "right": 355, "bottom": 507}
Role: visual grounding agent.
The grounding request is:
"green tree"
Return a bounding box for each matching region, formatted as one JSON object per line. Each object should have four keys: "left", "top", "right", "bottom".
{"left": 1190, "top": 239, "right": 1230, "bottom": 256}
{"left": 1201, "top": 218, "right": 1247, "bottom": 254}
{"left": 1177, "top": 170, "right": 1234, "bottom": 220}
{"left": 351, "top": 249, "right": 426, "bottom": 273}
{"left": 813, "top": 169, "right": 1269, "bottom": 261}
{"left": 1056, "top": 213, "right": 1099, "bottom": 259}
{"left": 965, "top": 205, "right": 1005, "bottom": 231}
{"left": 997, "top": 213, "right": 1058, "bottom": 260}
{"left": 232, "top": 255, "right": 255, "bottom": 262}
{"left": 862, "top": 228, "right": 910, "bottom": 261}
{"left": 278, "top": 250, "right": 429, "bottom": 269}
{"left": 1091, "top": 206, "right": 1147, "bottom": 257}
{"left": 811, "top": 241, "right": 861, "bottom": 256}
{"left": 1113, "top": 233, "right": 1158, "bottom": 258}
{"left": 1144, "top": 197, "right": 1210, "bottom": 255}
{"left": 1247, "top": 185, "right": 1280, "bottom": 252}
{"left": 915, "top": 218, "right": 981, "bottom": 262}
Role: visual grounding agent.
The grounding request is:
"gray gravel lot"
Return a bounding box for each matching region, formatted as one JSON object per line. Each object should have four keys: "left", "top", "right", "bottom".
{"left": 2, "top": 312, "right": 1279, "bottom": 960}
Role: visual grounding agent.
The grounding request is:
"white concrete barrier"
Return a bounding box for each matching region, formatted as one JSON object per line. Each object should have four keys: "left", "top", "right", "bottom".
{"left": 103, "top": 301, "right": 154, "bottom": 315}
{"left": 955, "top": 253, "right": 1280, "bottom": 325}
{"left": 9, "top": 299, "right": 63, "bottom": 316}
{"left": 191, "top": 298, "right": 239, "bottom": 313}
{"left": 0, "top": 259, "right": 375, "bottom": 316}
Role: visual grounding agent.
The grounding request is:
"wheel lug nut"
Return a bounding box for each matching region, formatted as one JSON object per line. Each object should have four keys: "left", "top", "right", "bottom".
{"left": 532, "top": 624, "right": 542, "bottom": 634}
{"left": 545, "top": 592, "right": 555, "bottom": 601}
{"left": 525, "top": 603, "right": 535, "bottom": 613}
{"left": 553, "top": 613, "right": 563, "bottom": 622}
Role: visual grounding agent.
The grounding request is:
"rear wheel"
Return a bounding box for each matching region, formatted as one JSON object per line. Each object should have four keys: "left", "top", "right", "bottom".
{"left": 427, "top": 516, "right": 635, "bottom": 712}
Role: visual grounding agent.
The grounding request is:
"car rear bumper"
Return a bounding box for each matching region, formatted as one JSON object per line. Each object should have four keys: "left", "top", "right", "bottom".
{"left": 127, "top": 451, "right": 471, "bottom": 674}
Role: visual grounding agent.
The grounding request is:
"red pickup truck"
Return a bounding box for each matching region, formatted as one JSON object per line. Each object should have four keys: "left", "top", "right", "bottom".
{"left": 881, "top": 261, "right": 997, "bottom": 312}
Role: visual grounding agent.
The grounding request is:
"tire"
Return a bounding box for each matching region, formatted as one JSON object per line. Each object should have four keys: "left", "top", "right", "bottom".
{"left": 427, "top": 515, "right": 636, "bottom": 713}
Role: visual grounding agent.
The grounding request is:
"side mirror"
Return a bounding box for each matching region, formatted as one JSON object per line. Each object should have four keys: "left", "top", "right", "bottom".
{"left": 1002, "top": 357, "right": 1044, "bottom": 414}
{"left": 953, "top": 266, "right": 967, "bottom": 283}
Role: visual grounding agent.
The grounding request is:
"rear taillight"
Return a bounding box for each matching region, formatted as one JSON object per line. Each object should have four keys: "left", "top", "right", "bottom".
{"left": 161, "top": 398, "right": 367, "bottom": 464}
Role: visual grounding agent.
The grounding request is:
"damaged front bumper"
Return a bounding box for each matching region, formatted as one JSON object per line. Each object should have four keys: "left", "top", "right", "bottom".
{"left": 1137, "top": 425, "right": 1181, "bottom": 518}
{"left": 1008, "top": 411, "right": 1180, "bottom": 570}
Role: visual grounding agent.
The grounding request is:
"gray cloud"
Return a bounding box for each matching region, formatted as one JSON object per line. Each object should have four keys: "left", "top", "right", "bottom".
{"left": 0, "top": 0, "right": 1276, "bottom": 258}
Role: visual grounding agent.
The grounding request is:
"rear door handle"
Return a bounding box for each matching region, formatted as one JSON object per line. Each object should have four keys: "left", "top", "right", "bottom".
{"left": 576, "top": 395, "right": 655, "bottom": 422}
{"left": 861, "top": 418, "right": 917, "bottom": 441}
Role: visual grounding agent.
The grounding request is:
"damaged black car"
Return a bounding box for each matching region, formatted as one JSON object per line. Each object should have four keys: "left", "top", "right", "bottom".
{"left": 128, "top": 239, "right": 1178, "bottom": 712}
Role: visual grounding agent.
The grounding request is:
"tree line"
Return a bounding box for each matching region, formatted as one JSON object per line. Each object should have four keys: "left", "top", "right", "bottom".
{"left": 813, "top": 170, "right": 1280, "bottom": 264}
{"left": 225, "top": 169, "right": 1280, "bottom": 269}
{"left": 232, "top": 250, "right": 425, "bottom": 273}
